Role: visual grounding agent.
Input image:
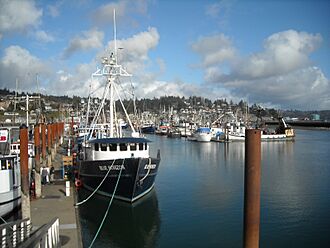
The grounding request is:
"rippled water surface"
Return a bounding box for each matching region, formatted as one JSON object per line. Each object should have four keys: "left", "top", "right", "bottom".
{"left": 78, "top": 129, "right": 330, "bottom": 247}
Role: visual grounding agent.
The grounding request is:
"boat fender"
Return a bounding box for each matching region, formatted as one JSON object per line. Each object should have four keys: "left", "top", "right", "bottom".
{"left": 75, "top": 179, "right": 82, "bottom": 188}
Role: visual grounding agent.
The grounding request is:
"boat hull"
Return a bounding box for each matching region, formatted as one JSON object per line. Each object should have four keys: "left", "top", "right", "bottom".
{"left": 141, "top": 126, "right": 156, "bottom": 134}
{"left": 78, "top": 157, "right": 160, "bottom": 202}
{"left": 195, "top": 133, "right": 212, "bottom": 142}
{"left": 0, "top": 190, "right": 21, "bottom": 218}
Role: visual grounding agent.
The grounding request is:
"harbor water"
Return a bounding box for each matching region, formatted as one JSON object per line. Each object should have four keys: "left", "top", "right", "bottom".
{"left": 78, "top": 128, "right": 330, "bottom": 247}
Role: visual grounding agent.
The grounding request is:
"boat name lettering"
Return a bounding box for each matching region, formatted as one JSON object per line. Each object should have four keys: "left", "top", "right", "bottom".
{"left": 99, "top": 165, "right": 125, "bottom": 171}
{"left": 144, "top": 163, "right": 156, "bottom": 170}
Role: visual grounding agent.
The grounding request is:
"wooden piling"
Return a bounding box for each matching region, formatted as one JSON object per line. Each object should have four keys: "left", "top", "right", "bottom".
{"left": 47, "top": 124, "right": 52, "bottom": 166}
{"left": 34, "top": 125, "right": 42, "bottom": 198}
{"left": 20, "top": 125, "right": 31, "bottom": 219}
{"left": 243, "top": 129, "right": 261, "bottom": 248}
{"left": 41, "top": 123, "right": 46, "bottom": 161}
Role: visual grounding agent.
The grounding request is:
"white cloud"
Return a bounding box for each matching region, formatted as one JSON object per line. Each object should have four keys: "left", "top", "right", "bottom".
{"left": 91, "top": 0, "right": 150, "bottom": 27}
{"left": 191, "top": 33, "right": 236, "bottom": 67}
{"left": 192, "top": 30, "right": 329, "bottom": 110}
{"left": 91, "top": 1, "right": 128, "bottom": 25}
{"left": 232, "top": 30, "right": 323, "bottom": 80}
{"left": 43, "top": 63, "right": 97, "bottom": 97}
{"left": 62, "top": 29, "right": 104, "bottom": 59}
{"left": 47, "top": 1, "right": 64, "bottom": 18}
{"left": 205, "top": 0, "right": 233, "bottom": 27}
{"left": 0, "top": 0, "right": 42, "bottom": 35}
{"left": 101, "top": 27, "right": 159, "bottom": 78}
{"left": 0, "top": 45, "right": 51, "bottom": 91}
{"left": 35, "top": 30, "right": 55, "bottom": 43}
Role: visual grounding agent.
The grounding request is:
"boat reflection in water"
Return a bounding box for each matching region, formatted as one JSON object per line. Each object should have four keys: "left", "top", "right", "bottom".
{"left": 78, "top": 188, "right": 161, "bottom": 248}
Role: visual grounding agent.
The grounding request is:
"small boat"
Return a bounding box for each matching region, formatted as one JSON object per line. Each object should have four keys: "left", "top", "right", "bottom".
{"left": 167, "top": 127, "right": 181, "bottom": 138}
{"left": 140, "top": 124, "right": 156, "bottom": 134}
{"left": 227, "top": 117, "right": 295, "bottom": 141}
{"left": 155, "top": 125, "right": 169, "bottom": 136}
{"left": 78, "top": 10, "right": 161, "bottom": 202}
{"left": 193, "top": 127, "right": 212, "bottom": 142}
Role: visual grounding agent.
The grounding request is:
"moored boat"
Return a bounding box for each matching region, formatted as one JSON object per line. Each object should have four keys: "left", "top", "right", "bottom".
{"left": 193, "top": 127, "right": 212, "bottom": 142}
{"left": 77, "top": 10, "right": 161, "bottom": 202}
{"left": 0, "top": 128, "right": 21, "bottom": 218}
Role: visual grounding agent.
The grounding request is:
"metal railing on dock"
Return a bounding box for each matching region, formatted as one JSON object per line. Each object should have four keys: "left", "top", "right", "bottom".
{"left": 0, "top": 218, "right": 32, "bottom": 247}
{"left": 0, "top": 217, "right": 60, "bottom": 248}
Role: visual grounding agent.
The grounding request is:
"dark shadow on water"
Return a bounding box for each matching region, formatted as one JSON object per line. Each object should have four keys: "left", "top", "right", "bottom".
{"left": 78, "top": 188, "right": 161, "bottom": 248}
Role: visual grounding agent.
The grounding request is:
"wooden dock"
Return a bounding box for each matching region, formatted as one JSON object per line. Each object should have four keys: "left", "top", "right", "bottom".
{"left": 30, "top": 148, "right": 82, "bottom": 247}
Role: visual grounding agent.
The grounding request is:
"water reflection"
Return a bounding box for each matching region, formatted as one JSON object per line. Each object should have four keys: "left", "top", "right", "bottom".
{"left": 78, "top": 188, "right": 160, "bottom": 248}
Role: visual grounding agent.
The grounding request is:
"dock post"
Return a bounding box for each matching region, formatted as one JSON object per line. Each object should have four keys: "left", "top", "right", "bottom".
{"left": 41, "top": 123, "right": 46, "bottom": 162}
{"left": 34, "top": 125, "right": 42, "bottom": 198}
{"left": 65, "top": 181, "right": 70, "bottom": 196}
{"left": 51, "top": 124, "right": 55, "bottom": 160}
{"left": 243, "top": 129, "right": 261, "bottom": 248}
{"left": 20, "top": 125, "right": 31, "bottom": 220}
{"left": 47, "top": 124, "right": 52, "bottom": 167}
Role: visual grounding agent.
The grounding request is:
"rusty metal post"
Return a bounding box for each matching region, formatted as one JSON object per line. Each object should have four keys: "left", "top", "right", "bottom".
{"left": 34, "top": 125, "right": 42, "bottom": 197}
{"left": 41, "top": 123, "right": 46, "bottom": 161}
{"left": 244, "top": 129, "right": 261, "bottom": 248}
{"left": 54, "top": 123, "right": 57, "bottom": 154}
{"left": 47, "top": 124, "right": 52, "bottom": 166}
{"left": 51, "top": 123, "right": 55, "bottom": 159}
{"left": 20, "top": 125, "right": 31, "bottom": 219}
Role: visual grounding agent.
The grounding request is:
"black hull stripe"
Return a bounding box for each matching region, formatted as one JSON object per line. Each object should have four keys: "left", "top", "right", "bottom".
{"left": 0, "top": 196, "right": 21, "bottom": 206}
{"left": 79, "top": 172, "right": 158, "bottom": 178}
{"left": 83, "top": 183, "right": 155, "bottom": 202}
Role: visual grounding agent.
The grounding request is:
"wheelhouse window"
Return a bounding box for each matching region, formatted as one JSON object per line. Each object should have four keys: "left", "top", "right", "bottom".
{"left": 101, "top": 143, "right": 107, "bottom": 151}
{"left": 109, "top": 143, "right": 117, "bottom": 151}
{"left": 139, "top": 143, "right": 144, "bottom": 151}
{"left": 120, "top": 143, "right": 128, "bottom": 151}
{"left": 130, "top": 143, "right": 137, "bottom": 151}
{"left": 145, "top": 143, "right": 148, "bottom": 150}
{"left": 94, "top": 143, "right": 99, "bottom": 151}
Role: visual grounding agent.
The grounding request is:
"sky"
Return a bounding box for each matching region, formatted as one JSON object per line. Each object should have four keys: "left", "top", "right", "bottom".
{"left": 0, "top": 0, "right": 329, "bottom": 110}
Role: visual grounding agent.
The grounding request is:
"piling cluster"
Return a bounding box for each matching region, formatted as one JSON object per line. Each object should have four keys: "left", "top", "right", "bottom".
{"left": 20, "top": 122, "right": 65, "bottom": 219}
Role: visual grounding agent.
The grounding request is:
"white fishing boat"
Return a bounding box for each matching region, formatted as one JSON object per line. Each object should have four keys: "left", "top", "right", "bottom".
{"left": 227, "top": 117, "right": 295, "bottom": 141}
{"left": 0, "top": 129, "right": 21, "bottom": 218}
{"left": 192, "top": 127, "right": 212, "bottom": 142}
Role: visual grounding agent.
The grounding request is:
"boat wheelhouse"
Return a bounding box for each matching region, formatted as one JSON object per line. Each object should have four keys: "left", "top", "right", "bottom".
{"left": 79, "top": 137, "right": 160, "bottom": 202}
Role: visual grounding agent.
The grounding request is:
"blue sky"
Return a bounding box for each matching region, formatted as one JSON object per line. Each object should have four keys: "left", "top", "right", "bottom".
{"left": 0, "top": 0, "right": 329, "bottom": 110}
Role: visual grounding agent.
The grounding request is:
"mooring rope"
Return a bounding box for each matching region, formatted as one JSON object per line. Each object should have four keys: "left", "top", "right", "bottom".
{"left": 74, "top": 159, "right": 116, "bottom": 207}
{"left": 0, "top": 216, "right": 8, "bottom": 224}
{"left": 88, "top": 158, "right": 125, "bottom": 248}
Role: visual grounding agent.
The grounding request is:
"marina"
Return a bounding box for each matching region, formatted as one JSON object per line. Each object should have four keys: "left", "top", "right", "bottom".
{"left": 77, "top": 128, "right": 330, "bottom": 247}
{"left": 1, "top": 1, "right": 330, "bottom": 247}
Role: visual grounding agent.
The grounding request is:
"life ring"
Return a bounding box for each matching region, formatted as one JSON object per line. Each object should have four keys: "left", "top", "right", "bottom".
{"left": 75, "top": 179, "right": 82, "bottom": 188}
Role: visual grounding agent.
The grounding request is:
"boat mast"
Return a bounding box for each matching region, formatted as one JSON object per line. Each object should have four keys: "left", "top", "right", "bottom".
{"left": 91, "top": 9, "right": 132, "bottom": 138}
{"left": 109, "top": 9, "right": 117, "bottom": 138}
